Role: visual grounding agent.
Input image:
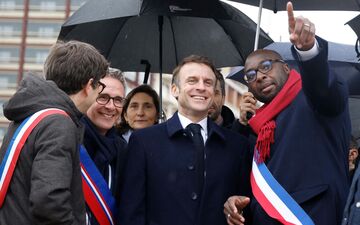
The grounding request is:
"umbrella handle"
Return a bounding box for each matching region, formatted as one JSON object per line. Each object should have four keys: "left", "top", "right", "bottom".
{"left": 141, "top": 60, "right": 151, "bottom": 84}
{"left": 254, "top": 0, "right": 264, "bottom": 51}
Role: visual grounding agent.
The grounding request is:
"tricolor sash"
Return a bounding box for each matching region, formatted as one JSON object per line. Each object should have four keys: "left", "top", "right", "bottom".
{"left": 80, "top": 145, "right": 116, "bottom": 225}
{"left": 250, "top": 149, "right": 315, "bottom": 225}
{"left": 0, "top": 108, "right": 68, "bottom": 207}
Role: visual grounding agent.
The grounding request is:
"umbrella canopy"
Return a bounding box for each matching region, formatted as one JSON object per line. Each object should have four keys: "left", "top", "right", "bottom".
{"left": 347, "top": 14, "right": 360, "bottom": 39}
{"left": 227, "top": 41, "right": 360, "bottom": 96}
{"left": 349, "top": 96, "right": 360, "bottom": 139}
{"left": 228, "top": 0, "right": 360, "bottom": 12}
{"left": 58, "top": 0, "right": 273, "bottom": 73}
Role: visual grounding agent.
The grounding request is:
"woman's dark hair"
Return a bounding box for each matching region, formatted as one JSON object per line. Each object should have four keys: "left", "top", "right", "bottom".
{"left": 117, "top": 84, "right": 160, "bottom": 134}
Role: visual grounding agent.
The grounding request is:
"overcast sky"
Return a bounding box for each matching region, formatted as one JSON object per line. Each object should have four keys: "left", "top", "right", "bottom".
{"left": 224, "top": 0, "right": 359, "bottom": 45}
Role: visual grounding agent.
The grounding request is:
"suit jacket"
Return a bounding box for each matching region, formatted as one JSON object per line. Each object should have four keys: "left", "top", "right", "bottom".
{"left": 342, "top": 162, "right": 360, "bottom": 225}
{"left": 118, "top": 113, "right": 251, "bottom": 225}
{"left": 250, "top": 37, "right": 351, "bottom": 225}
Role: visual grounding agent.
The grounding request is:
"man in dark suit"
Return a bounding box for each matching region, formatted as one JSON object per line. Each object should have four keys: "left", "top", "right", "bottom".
{"left": 224, "top": 2, "right": 351, "bottom": 225}
{"left": 118, "top": 55, "right": 251, "bottom": 225}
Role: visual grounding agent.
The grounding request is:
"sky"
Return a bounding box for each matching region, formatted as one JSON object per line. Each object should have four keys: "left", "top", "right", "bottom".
{"left": 223, "top": 0, "right": 359, "bottom": 45}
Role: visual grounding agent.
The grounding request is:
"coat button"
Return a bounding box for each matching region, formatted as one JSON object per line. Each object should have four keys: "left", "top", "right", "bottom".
{"left": 187, "top": 165, "right": 195, "bottom": 170}
{"left": 191, "top": 192, "right": 198, "bottom": 200}
{"left": 356, "top": 202, "right": 360, "bottom": 208}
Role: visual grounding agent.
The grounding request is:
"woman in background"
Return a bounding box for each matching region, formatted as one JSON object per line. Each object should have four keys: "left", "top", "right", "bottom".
{"left": 117, "top": 84, "right": 160, "bottom": 142}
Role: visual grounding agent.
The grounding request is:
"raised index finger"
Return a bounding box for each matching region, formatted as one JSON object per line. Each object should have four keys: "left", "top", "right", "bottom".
{"left": 287, "top": 1, "right": 295, "bottom": 32}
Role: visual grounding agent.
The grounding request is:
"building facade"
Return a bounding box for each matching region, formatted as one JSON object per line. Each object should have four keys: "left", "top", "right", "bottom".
{"left": 0, "top": 0, "right": 87, "bottom": 142}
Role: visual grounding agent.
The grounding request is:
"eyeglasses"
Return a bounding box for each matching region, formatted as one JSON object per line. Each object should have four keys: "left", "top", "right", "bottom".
{"left": 244, "top": 59, "right": 285, "bottom": 83}
{"left": 97, "top": 80, "right": 106, "bottom": 94}
{"left": 96, "top": 93, "right": 126, "bottom": 108}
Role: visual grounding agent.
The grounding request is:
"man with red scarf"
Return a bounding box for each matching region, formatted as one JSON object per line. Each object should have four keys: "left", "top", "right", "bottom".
{"left": 224, "top": 2, "right": 351, "bottom": 225}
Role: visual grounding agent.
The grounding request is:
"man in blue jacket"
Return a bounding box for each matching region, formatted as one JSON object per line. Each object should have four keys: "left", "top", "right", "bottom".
{"left": 118, "top": 55, "right": 252, "bottom": 225}
{"left": 224, "top": 2, "right": 351, "bottom": 225}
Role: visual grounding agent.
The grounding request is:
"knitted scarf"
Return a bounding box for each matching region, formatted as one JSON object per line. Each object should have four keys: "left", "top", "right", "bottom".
{"left": 249, "top": 69, "right": 302, "bottom": 163}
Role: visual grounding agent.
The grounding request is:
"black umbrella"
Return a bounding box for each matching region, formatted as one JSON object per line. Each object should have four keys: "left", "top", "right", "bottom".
{"left": 346, "top": 14, "right": 360, "bottom": 58}
{"left": 59, "top": 0, "right": 272, "bottom": 72}
{"left": 227, "top": 41, "right": 360, "bottom": 96}
{"left": 58, "top": 0, "right": 273, "bottom": 120}
{"left": 347, "top": 14, "right": 360, "bottom": 39}
{"left": 349, "top": 96, "right": 360, "bottom": 140}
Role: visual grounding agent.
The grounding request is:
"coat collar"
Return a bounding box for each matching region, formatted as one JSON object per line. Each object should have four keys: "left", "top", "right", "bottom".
{"left": 166, "top": 112, "right": 226, "bottom": 141}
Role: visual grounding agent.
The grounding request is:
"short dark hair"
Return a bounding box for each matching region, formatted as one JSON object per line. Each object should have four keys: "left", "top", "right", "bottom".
{"left": 350, "top": 135, "right": 359, "bottom": 150}
{"left": 215, "top": 70, "right": 225, "bottom": 96}
{"left": 171, "top": 55, "right": 218, "bottom": 86}
{"left": 44, "top": 40, "right": 109, "bottom": 95}
{"left": 117, "top": 85, "right": 160, "bottom": 134}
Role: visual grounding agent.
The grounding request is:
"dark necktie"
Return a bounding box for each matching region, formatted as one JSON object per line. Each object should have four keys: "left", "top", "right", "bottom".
{"left": 186, "top": 123, "right": 205, "bottom": 198}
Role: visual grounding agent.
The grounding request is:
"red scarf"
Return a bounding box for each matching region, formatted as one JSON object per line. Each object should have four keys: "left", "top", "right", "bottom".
{"left": 249, "top": 69, "right": 302, "bottom": 163}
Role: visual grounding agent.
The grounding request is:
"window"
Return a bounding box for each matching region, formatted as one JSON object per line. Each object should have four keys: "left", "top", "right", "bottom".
{"left": 25, "top": 47, "right": 49, "bottom": 64}
{"left": 0, "top": 72, "right": 18, "bottom": 90}
{"left": 40, "top": 1, "right": 56, "bottom": 10}
{"left": 0, "top": 1, "right": 16, "bottom": 10}
{"left": 0, "top": 0, "right": 22, "bottom": 10}
{"left": 29, "top": 0, "right": 65, "bottom": 11}
{"left": 0, "top": 20, "right": 22, "bottom": 38}
{"left": 27, "top": 21, "right": 62, "bottom": 38}
{"left": 0, "top": 99, "right": 5, "bottom": 117}
{"left": 0, "top": 47, "right": 19, "bottom": 63}
{"left": 0, "top": 126, "right": 8, "bottom": 143}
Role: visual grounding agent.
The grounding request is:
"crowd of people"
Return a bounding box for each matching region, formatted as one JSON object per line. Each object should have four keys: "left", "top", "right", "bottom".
{"left": 0, "top": 1, "right": 359, "bottom": 225}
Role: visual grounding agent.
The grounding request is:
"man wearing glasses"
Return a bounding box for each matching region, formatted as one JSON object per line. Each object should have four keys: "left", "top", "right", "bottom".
{"left": 225, "top": 2, "right": 351, "bottom": 225}
{"left": 81, "top": 67, "right": 127, "bottom": 225}
{"left": 0, "top": 40, "right": 108, "bottom": 225}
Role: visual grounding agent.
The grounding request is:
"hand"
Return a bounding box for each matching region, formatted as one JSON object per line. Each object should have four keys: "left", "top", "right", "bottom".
{"left": 223, "top": 196, "right": 250, "bottom": 225}
{"left": 238, "top": 92, "right": 257, "bottom": 125}
{"left": 287, "top": 1, "right": 315, "bottom": 50}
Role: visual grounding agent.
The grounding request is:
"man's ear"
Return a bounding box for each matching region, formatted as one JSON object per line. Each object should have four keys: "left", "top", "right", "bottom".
{"left": 350, "top": 148, "right": 359, "bottom": 161}
{"left": 171, "top": 83, "right": 179, "bottom": 100}
{"left": 283, "top": 63, "right": 291, "bottom": 74}
{"left": 84, "top": 78, "right": 94, "bottom": 96}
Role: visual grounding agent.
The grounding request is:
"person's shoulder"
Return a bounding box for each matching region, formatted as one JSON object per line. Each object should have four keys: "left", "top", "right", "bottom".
{"left": 211, "top": 120, "right": 249, "bottom": 143}
{"left": 131, "top": 122, "right": 167, "bottom": 137}
{"left": 222, "top": 126, "right": 249, "bottom": 141}
{"left": 35, "top": 112, "right": 78, "bottom": 136}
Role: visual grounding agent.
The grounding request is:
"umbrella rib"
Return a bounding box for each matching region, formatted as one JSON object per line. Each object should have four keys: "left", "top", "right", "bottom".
{"left": 168, "top": 16, "right": 179, "bottom": 66}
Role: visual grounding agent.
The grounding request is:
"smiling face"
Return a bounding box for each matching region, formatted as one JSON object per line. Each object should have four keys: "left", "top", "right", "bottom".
{"left": 124, "top": 92, "right": 158, "bottom": 130}
{"left": 86, "top": 76, "right": 125, "bottom": 135}
{"left": 171, "top": 62, "right": 216, "bottom": 122}
{"left": 245, "top": 50, "right": 290, "bottom": 104}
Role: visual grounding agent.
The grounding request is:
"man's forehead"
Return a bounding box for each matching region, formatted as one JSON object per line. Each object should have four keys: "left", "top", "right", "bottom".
{"left": 179, "top": 62, "right": 215, "bottom": 77}
{"left": 245, "top": 50, "right": 280, "bottom": 67}
{"left": 250, "top": 49, "right": 279, "bottom": 60}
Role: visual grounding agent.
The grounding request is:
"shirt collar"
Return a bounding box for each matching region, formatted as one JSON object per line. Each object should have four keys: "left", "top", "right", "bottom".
{"left": 177, "top": 112, "right": 208, "bottom": 133}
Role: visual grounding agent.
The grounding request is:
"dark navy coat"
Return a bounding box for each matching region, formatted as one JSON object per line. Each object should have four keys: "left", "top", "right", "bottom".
{"left": 118, "top": 113, "right": 251, "bottom": 225}
{"left": 250, "top": 38, "right": 351, "bottom": 225}
{"left": 342, "top": 163, "right": 360, "bottom": 225}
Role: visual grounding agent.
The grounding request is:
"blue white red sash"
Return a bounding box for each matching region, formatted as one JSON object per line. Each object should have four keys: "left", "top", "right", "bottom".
{"left": 80, "top": 145, "right": 116, "bottom": 225}
{"left": 0, "top": 108, "right": 68, "bottom": 207}
{"left": 250, "top": 149, "right": 315, "bottom": 225}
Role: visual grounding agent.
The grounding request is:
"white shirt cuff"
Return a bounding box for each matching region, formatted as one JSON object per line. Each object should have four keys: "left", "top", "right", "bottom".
{"left": 294, "top": 39, "right": 320, "bottom": 61}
